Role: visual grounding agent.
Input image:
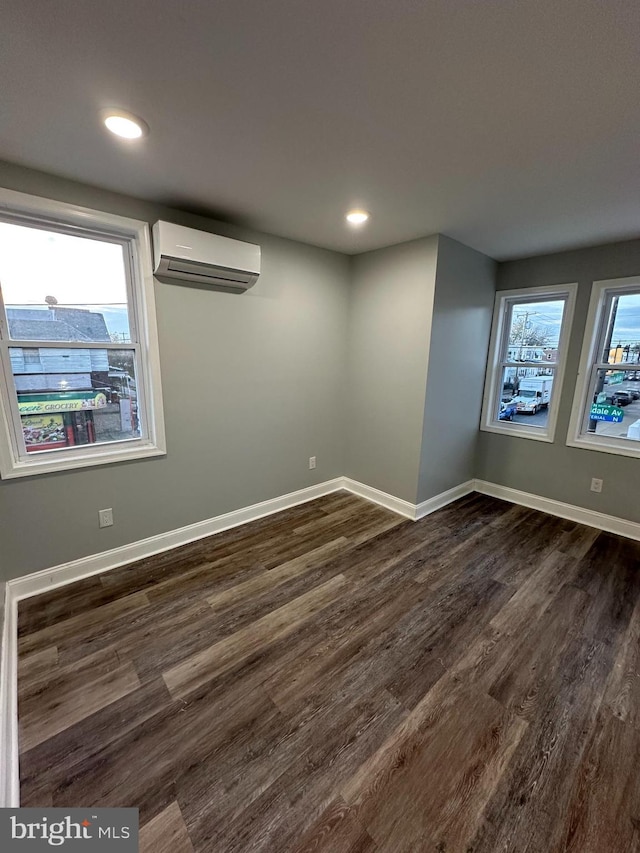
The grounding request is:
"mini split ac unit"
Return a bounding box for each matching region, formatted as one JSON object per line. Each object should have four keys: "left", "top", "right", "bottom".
{"left": 152, "top": 221, "right": 261, "bottom": 293}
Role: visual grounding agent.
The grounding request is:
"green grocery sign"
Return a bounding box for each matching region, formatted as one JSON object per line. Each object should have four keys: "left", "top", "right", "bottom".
{"left": 590, "top": 404, "right": 624, "bottom": 423}
{"left": 18, "top": 391, "right": 107, "bottom": 415}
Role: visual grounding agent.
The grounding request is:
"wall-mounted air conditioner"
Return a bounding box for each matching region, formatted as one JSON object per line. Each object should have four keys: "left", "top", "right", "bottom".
{"left": 152, "top": 221, "right": 261, "bottom": 293}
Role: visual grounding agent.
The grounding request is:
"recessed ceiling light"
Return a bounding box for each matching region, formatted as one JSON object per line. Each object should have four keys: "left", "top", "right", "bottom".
{"left": 101, "top": 109, "right": 149, "bottom": 140}
{"left": 346, "top": 209, "right": 370, "bottom": 225}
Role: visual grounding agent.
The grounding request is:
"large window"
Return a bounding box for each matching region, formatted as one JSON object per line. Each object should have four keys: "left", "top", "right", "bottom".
{"left": 481, "top": 283, "right": 577, "bottom": 442}
{"left": 568, "top": 276, "right": 640, "bottom": 458}
{"left": 0, "top": 189, "right": 165, "bottom": 478}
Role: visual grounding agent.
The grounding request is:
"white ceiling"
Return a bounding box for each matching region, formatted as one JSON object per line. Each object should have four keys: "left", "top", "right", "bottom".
{"left": 2, "top": 0, "right": 639, "bottom": 259}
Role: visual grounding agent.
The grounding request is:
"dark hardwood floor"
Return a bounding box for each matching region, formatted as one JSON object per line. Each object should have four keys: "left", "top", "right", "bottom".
{"left": 17, "top": 491, "right": 640, "bottom": 852}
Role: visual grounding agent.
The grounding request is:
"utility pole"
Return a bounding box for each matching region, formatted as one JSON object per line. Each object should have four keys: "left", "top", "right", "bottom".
{"left": 512, "top": 310, "right": 540, "bottom": 391}
{"left": 513, "top": 310, "right": 539, "bottom": 358}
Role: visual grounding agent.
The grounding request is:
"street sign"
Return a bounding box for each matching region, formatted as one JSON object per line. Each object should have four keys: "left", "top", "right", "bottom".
{"left": 590, "top": 404, "right": 624, "bottom": 423}
{"left": 608, "top": 371, "right": 625, "bottom": 385}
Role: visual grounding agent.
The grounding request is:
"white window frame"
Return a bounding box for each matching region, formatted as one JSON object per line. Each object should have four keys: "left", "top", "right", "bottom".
{"left": 567, "top": 275, "right": 640, "bottom": 459}
{"left": 481, "top": 282, "right": 577, "bottom": 442}
{"left": 0, "top": 188, "right": 166, "bottom": 478}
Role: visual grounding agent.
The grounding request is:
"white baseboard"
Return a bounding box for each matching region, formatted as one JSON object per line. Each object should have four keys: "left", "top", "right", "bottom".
{"left": 342, "top": 477, "right": 475, "bottom": 522}
{"left": 341, "top": 477, "right": 417, "bottom": 520}
{"left": 0, "top": 583, "right": 19, "bottom": 807}
{"left": 6, "top": 477, "right": 476, "bottom": 604}
{"left": 415, "top": 480, "right": 475, "bottom": 520}
{"left": 473, "top": 479, "right": 640, "bottom": 542}
{"left": 8, "top": 478, "right": 345, "bottom": 603}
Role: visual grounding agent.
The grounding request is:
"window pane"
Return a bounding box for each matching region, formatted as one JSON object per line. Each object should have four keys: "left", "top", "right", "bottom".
{"left": 498, "top": 366, "right": 556, "bottom": 428}
{"left": 0, "top": 220, "right": 131, "bottom": 342}
{"left": 9, "top": 346, "right": 140, "bottom": 452}
{"left": 585, "top": 368, "right": 640, "bottom": 441}
{"left": 505, "top": 299, "right": 565, "bottom": 362}
{"left": 600, "top": 292, "right": 640, "bottom": 365}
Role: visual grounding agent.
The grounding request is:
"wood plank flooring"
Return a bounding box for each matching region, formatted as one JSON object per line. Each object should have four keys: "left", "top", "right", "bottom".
{"left": 17, "top": 491, "right": 640, "bottom": 852}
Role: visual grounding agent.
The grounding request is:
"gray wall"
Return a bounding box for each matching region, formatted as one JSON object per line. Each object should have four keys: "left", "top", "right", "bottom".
{"left": 345, "top": 237, "right": 439, "bottom": 503}
{"left": 475, "top": 238, "right": 640, "bottom": 523}
{"left": 418, "top": 236, "right": 496, "bottom": 503}
{"left": 0, "top": 161, "right": 350, "bottom": 580}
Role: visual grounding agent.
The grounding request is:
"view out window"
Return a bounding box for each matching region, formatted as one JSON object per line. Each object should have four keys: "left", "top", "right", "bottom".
{"left": 481, "top": 283, "right": 577, "bottom": 442}
{"left": 0, "top": 189, "right": 165, "bottom": 477}
{"left": 567, "top": 277, "right": 640, "bottom": 458}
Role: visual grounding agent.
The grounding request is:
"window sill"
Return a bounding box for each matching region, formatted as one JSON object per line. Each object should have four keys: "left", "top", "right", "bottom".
{"left": 566, "top": 434, "right": 640, "bottom": 459}
{"left": 480, "top": 422, "right": 555, "bottom": 443}
{"left": 0, "top": 440, "right": 166, "bottom": 479}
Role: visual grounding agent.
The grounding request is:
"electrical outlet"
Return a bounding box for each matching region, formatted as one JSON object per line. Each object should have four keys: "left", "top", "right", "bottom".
{"left": 309, "top": 456, "right": 316, "bottom": 470}
{"left": 99, "top": 508, "right": 114, "bottom": 528}
{"left": 590, "top": 478, "right": 603, "bottom": 493}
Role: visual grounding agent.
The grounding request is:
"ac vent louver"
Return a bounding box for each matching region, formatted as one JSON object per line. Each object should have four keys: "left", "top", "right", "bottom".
{"left": 153, "top": 222, "right": 260, "bottom": 293}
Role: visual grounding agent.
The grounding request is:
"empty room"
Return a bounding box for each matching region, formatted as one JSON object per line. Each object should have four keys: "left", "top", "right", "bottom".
{"left": 1, "top": 1, "right": 639, "bottom": 851}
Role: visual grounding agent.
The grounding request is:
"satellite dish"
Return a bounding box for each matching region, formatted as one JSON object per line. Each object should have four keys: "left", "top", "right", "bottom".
{"left": 45, "top": 295, "right": 58, "bottom": 305}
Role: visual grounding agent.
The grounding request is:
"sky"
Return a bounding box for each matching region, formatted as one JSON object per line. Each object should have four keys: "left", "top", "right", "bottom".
{"left": 0, "top": 220, "right": 130, "bottom": 338}
{"left": 510, "top": 294, "right": 640, "bottom": 349}
{"left": 610, "top": 296, "right": 640, "bottom": 346}
{"left": 510, "top": 299, "right": 566, "bottom": 347}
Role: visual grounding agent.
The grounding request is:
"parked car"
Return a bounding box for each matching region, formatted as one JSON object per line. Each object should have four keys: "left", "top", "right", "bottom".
{"left": 612, "top": 390, "right": 632, "bottom": 406}
{"left": 499, "top": 401, "right": 518, "bottom": 421}
{"left": 626, "top": 388, "right": 640, "bottom": 400}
